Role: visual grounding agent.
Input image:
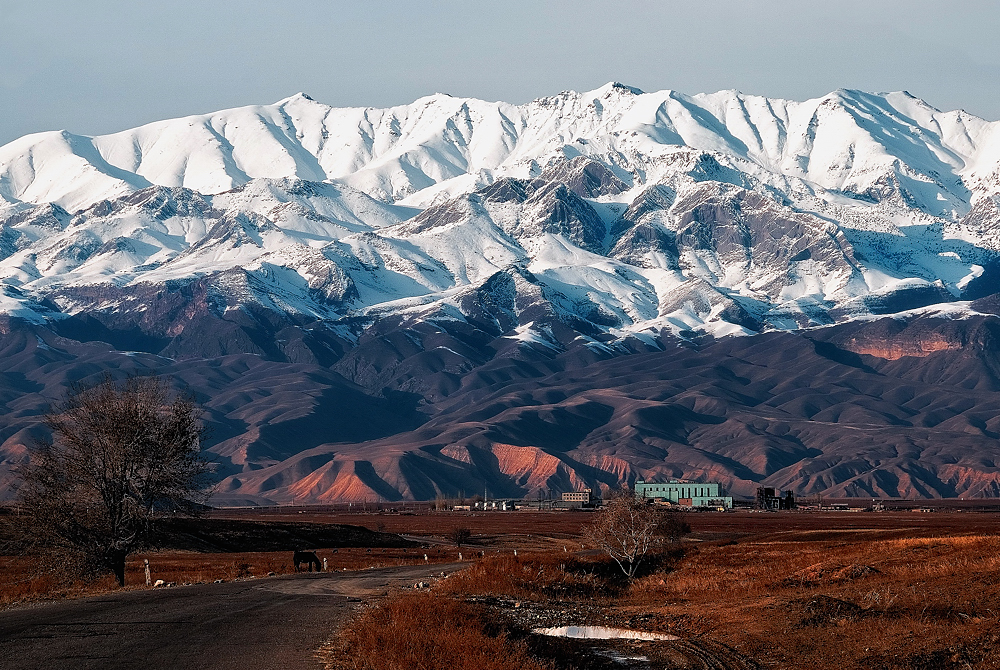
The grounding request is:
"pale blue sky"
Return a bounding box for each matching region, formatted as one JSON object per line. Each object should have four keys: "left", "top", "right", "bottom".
{"left": 1, "top": 0, "right": 997, "bottom": 146}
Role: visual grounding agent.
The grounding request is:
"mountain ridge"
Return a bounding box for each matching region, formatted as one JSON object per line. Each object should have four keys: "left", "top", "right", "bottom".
{"left": 3, "top": 84, "right": 999, "bottom": 213}
{"left": 0, "top": 84, "right": 998, "bottom": 502}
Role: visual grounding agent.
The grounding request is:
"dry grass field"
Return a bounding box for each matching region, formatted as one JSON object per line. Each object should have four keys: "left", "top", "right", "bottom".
{"left": 4, "top": 506, "right": 1000, "bottom": 668}
{"left": 622, "top": 532, "right": 1000, "bottom": 668}
{"left": 209, "top": 507, "right": 593, "bottom": 547}
{"left": 318, "top": 508, "right": 1000, "bottom": 670}
{"left": 327, "top": 592, "right": 551, "bottom": 670}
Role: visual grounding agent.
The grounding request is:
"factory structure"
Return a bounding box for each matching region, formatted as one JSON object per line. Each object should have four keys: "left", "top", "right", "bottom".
{"left": 560, "top": 489, "right": 592, "bottom": 506}
{"left": 634, "top": 479, "right": 733, "bottom": 509}
{"left": 756, "top": 487, "right": 796, "bottom": 510}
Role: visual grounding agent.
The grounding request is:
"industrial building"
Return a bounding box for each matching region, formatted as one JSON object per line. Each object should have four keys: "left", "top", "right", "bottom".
{"left": 755, "top": 487, "right": 796, "bottom": 510}
{"left": 561, "top": 489, "right": 592, "bottom": 503}
{"left": 634, "top": 479, "right": 733, "bottom": 509}
{"left": 555, "top": 488, "right": 593, "bottom": 509}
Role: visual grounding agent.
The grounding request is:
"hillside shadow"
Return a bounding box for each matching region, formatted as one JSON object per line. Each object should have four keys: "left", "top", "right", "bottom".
{"left": 810, "top": 339, "right": 880, "bottom": 374}
{"left": 255, "top": 379, "right": 424, "bottom": 460}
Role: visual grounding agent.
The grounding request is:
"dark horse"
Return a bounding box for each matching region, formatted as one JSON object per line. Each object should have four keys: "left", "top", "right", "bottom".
{"left": 293, "top": 550, "right": 322, "bottom": 572}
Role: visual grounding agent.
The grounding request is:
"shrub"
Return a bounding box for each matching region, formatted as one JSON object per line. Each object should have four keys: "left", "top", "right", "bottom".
{"left": 338, "top": 593, "right": 548, "bottom": 670}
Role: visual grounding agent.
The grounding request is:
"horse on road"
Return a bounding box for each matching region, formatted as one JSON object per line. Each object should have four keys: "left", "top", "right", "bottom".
{"left": 293, "top": 550, "right": 322, "bottom": 572}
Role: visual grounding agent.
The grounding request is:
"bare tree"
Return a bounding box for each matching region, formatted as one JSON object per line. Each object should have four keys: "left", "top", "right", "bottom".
{"left": 447, "top": 527, "right": 472, "bottom": 547}
{"left": 17, "top": 375, "right": 209, "bottom": 586}
{"left": 584, "top": 491, "right": 688, "bottom": 578}
{"left": 655, "top": 506, "right": 691, "bottom": 544}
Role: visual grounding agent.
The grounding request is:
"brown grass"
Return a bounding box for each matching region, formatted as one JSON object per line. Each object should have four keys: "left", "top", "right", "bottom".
{"left": 622, "top": 533, "right": 1000, "bottom": 669}
{"left": 209, "top": 509, "right": 592, "bottom": 547}
{"left": 328, "top": 592, "right": 549, "bottom": 670}
{"left": 6, "top": 508, "right": 1000, "bottom": 669}
{"left": 329, "top": 513, "right": 1000, "bottom": 669}
{"left": 436, "top": 551, "right": 616, "bottom": 601}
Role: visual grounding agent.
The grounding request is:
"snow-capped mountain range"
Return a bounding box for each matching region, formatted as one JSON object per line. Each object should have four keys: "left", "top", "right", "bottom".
{"left": 1, "top": 82, "right": 998, "bottom": 342}
{"left": 1, "top": 83, "right": 1000, "bottom": 503}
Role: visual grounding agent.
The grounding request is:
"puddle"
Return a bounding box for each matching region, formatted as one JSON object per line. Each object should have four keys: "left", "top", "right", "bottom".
{"left": 532, "top": 626, "right": 678, "bottom": 641}
{"left": 596, "top": 649, "right": 651, "bottom": 663}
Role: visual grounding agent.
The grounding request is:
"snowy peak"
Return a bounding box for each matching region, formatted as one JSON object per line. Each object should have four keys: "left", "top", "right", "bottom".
{"left": 0, "top": 85, "right": 998, "bottom": 346}
{"left": 3, "top": 85, "right": 998, "bottom": 217}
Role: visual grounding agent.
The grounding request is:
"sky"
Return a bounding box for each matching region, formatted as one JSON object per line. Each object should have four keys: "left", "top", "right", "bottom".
{"left": 1, "top": 0, "right": 998, "bottom": 147}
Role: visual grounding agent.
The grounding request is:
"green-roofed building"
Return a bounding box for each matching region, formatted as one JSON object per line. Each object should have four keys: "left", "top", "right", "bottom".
{"left": 634, "top": 479, "right": 733, "bottom": 509}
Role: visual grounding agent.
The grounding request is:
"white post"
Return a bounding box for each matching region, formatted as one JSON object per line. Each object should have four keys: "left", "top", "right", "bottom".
{"left": 513, "top": 549, "right": 517, "bottom": 557}
{"left": 144, "top": 559, "right": 151, "bottom": 587}
{"left": 323, "top": 557, "right": 328, "bottom": 572}
{"left": 458, "top": 552, "right": 462, "bottom": 561}
{"left": 424, "top": 553, "right": 429, "bottom": 562}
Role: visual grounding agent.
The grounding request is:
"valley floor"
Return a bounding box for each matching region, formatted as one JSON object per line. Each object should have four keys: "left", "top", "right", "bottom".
{"left": 3, "top": 506, "right": 1000, "bottom": 668}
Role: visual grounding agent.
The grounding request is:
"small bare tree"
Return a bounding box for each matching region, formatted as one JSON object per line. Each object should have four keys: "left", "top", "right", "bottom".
{"left": 447, "top": 527, "right": 472, "bottom": 547}
{"left": 584, "top": 491, "right": 687, "bottom": 578}
{"left": 17, "top": 375, "right": 209, "bottom": 586}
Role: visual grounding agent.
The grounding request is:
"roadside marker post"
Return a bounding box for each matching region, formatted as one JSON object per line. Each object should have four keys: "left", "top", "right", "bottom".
{"left": 323, "top": 557, "right": 328, "bottom": 572}
{"left": 144, "top": 559, "right": 151, "bottom": 587}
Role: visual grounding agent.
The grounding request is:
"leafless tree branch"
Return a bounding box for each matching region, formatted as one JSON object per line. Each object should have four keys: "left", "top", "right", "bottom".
{"left": 16, "top": 374, "right": 209, "bottom": 586}
{"left": 583, "top": 490, "right": 689, "bottom": 578}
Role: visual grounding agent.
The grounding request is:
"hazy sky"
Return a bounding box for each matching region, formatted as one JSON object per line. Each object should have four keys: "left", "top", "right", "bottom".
{"left": 1, "top": 0, "right": 998, "bottom": 146}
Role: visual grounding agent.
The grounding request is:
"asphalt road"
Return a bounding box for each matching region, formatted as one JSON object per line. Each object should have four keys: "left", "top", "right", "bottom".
{"left": 0, "top": 563, "right": 462, "bottom": 670}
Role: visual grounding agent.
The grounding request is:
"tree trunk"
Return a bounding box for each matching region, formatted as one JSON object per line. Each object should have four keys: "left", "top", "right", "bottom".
{"left": 109, "top": 550, "right": 127, "bottom": 587}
